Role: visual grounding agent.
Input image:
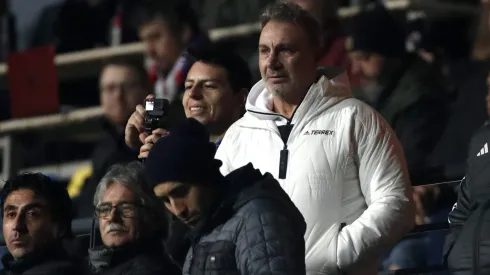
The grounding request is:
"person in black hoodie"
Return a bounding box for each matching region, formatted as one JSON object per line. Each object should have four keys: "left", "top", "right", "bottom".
{"left": 0, "top": 173, "right": 86, "bottom": 275}
{"left": 444, "top": 121, "right": 490, "bottom": 275}
{"left": 144, "top": 118, "right": 307, "bottom": 275}
{"left": 88, "top": 161, "right": 181, "bottom": 275}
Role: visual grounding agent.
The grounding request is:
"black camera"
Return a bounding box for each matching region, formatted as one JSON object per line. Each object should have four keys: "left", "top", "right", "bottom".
{"left": 144, "top": 98, "right": 170, "bottom": 133}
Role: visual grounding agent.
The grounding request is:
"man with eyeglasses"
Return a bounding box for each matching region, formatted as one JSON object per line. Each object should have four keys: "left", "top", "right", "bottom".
{"left": 88, "top": 162, "right": 180, "bottom": 275}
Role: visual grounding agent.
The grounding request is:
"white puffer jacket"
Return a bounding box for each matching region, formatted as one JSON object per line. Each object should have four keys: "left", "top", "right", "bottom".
{"left": 215, "top": 68, "right": 414, "bottom": 275}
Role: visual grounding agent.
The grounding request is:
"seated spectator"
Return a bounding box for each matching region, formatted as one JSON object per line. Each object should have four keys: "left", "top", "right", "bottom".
{"left": 72, "top": 58, "right": 151, "bottom": 218}
{"left": 132, "top": 1, "right": 209, "bottom": 107}
{"left": 89, "top": 162, "right": 180, "bottom": 275}
{"left": 0, "top": 173, "right": 86, "bottom": 275}
{"left": 347, "top": 4, "right": 451, "bottom": 184}
{"left": 144, "top": 118, "right": 307, "bottom": 274}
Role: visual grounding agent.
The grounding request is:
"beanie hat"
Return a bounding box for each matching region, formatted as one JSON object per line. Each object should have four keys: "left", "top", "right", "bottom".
{"left": 346, "top": 4, "right": 406, "bottom": 57}
{"left": 144, "top": 118, "right": 223, "bottom": 188}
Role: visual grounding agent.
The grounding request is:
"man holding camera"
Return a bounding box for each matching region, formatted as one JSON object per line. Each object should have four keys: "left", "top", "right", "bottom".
{"left": 125, "top": 46, "right": 252, "bottom": 153}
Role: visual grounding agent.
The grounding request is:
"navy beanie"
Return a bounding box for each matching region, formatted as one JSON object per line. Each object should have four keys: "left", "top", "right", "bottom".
{"left": 144, "top": 118, "right": 223, "bottom": 189}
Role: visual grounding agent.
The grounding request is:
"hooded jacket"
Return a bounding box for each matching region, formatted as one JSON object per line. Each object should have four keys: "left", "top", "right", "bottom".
{"left": 215, "top": 67, "right": 414, "bottom": 274}
{"left": 182, "top": 163, "right": 307, "bottom": 275}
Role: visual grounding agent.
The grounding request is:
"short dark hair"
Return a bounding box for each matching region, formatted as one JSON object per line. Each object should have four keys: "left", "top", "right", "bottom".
{"left": 261, "top": 2, "right": 322, "bottom": 48}
{"left": 100, "top": 57, "right": 152, "bottom": 92}
{"left": 186, "top": 46, "right": 252, "bottom": 93}
{"left": 131, "top": 1, "right": 200, "bottom": 36}
{"left": 0, "top": 173, "right": 73, "bottom": 238}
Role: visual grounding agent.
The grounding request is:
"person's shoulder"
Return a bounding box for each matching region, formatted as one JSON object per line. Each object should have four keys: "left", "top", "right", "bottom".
{"left": 468, "top": 122, "right": 490, "bottom": 151}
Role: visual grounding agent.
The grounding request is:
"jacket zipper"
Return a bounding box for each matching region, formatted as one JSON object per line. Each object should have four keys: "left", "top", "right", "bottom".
{"left": 247, "top": 93, "right": 308, "bottom": 179}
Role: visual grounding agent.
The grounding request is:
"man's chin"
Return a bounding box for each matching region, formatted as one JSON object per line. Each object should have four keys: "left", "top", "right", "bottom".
{"left": 11, "top": 247, "right": 30, "bottom": 260}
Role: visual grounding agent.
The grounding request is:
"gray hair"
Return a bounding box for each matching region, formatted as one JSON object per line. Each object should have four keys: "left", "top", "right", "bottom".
{"left": 261, "top": 2, "right": 322, "bottom": 48}
{"left": 94, "top": 161, "right": 168, "bottom": 237}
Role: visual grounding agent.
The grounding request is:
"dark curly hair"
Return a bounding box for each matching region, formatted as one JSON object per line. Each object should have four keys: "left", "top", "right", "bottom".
{"left": 0, "top": 173, "right": 73, "bottom": 238}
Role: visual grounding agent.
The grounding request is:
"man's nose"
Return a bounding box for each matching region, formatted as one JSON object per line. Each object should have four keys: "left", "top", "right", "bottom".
{"left": 266, "top": 52, "right": 281, "bottom": 70}
{"left": 107, "top": 207, "right": 122, "bottom": 222}
{"left": 188, "top": 86, "right": 203, "bottom": 99}
{"left": 13, "top": 215, "right": 27, "bottom": 232}
{"left": 169, "top": 199, "right": 187, "bottom": 217}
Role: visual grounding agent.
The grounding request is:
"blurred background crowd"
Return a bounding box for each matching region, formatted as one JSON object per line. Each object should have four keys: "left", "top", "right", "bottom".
{"left": 0, "top": 0, "right": 488, "bottom": 273}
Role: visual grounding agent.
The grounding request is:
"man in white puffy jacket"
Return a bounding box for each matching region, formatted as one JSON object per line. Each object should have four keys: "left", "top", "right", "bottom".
{"left": 215, "top": 3, "right": 415, "bottom": 275}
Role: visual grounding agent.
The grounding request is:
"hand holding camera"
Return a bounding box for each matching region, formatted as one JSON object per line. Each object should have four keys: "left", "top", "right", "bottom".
{"left": 125, "top": 95, "right": 170, "bottom": 158}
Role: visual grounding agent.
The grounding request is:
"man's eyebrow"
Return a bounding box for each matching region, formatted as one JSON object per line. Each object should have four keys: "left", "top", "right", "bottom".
{"left": 4, "top": 202, "right": 46, "bottom": 212}
{"left": 3, "top": 205, "right": 17, "bottom": 212}
{"left": 185, "top": 78, "right": 221, "bottom": 83}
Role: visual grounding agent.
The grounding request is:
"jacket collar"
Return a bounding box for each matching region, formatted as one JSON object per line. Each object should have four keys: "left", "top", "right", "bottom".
{"left": 88, "top": 237, "right": 164, "bottom": 272}
{"left": 1, "top": 242, "right": 69, "bottom": 274}
{"left": 242, "top": 66, "right": 351, "bottom": 141}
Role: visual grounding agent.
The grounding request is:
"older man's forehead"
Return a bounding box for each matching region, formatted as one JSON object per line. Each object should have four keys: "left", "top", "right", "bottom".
{"left": 102, "top": 183, "right": 137, "bottom": 203}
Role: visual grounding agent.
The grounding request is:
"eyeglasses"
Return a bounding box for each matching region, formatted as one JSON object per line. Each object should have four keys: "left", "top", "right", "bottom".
{"left": 95, "top": 202, "right": 142, "bottom": 219}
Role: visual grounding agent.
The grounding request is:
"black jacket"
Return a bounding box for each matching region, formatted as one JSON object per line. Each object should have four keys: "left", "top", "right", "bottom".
{"left": 88, "top": 237, "right": 181, "bottom": 275}
{"left": 444, "top": 122, "right": 490, "bottom": 275}
{"left": 0, "top": 244, "right": 86, "bottom": 275}
{"left": 182, "top": 163, "right": 307, "bottom": 275}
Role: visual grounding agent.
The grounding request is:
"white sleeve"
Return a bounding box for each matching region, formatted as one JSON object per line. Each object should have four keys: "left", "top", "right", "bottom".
{"left": 215, "top": 127, "right": 235, "bottom": 176}
{"left": 336, "top": 110, "right": 415, "bottom": 271}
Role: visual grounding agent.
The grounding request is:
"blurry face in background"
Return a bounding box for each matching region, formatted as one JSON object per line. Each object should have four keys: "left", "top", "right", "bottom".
{"left": 259, "top": 20, "right": 318, "bottom": 100}
{"left": 100, "top": 65, "right": 149, "bottom": 126}
{"left": 153, "top": 181, "right": 216, "bottom": 228}
{"left": 348, "top": 51, "right": 385, "bottom": 85}
{"left": 139, "top": 18, "right": 185, "bottom": 72}
{"left": 3, "top": 189, "right": 58, "bottom": 260}
{"left": 97, "top": 183, "right": 143, "bottom": 247}
{"left": 183, "top": 61, "right": 245, "bottom": 131}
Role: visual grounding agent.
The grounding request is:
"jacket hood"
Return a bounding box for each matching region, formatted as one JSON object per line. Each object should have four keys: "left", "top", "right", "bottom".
{"left": 245, "top": 66, "right": 351, "bottom": 121}
{"left": 191, "top": 163, "right": 306, "bottom": 240}
{"left": 227, "top": 163, "right": 306, "bottom": 234}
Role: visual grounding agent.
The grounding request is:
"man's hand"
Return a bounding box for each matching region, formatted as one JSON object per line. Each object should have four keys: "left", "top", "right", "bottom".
{"left": 138, "top": 128, "right": 169, "bottom": 159}
{"left": 125, "top": 104, "right": 148, "bottom": 150}
{"left": 125, "top": 95, "right": 153, "bottom": 150}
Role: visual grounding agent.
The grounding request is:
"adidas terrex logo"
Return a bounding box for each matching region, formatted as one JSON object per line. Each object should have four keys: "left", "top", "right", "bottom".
{"left": 304, "top": 130, "right": 334, "bottom": 136}
{"left": 477, "top": 143, "right": 489, "bottom": 157}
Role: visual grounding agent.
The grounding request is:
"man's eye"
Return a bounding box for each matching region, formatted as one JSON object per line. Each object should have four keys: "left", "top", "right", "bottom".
{"left": 5, "top": 211, "right": 15, "bottom": 219}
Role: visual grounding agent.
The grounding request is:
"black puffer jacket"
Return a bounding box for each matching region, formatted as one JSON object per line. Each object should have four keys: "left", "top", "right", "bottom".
{"left": 182, "top": 163, "right": 307, "bottom": 275}
{"left": 444, "top": 122, "right": 490, "bottom": 275}
{"left": 0, "top": 244, "right": 86, "bottom": 275}
{"left": 88, "top": 237, "right": 181, "bottom": 275}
